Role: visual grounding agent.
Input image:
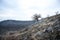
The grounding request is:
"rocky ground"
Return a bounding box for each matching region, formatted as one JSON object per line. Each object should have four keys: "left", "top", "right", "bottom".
{"left": 0, "top": 14, "right": 60, "bottom": 40}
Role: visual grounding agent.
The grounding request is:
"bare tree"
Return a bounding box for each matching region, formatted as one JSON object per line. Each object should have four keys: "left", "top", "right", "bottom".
{"left": 32, "top": 14, "right": 41, "bottom": 21}
{"left": 55, "top": 11, "right": 59, "bottom": 15}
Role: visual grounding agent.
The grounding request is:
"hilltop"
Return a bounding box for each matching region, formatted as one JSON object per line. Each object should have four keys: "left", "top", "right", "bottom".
{"left": 0, "top": 14, "right": 60, "bottom": 40}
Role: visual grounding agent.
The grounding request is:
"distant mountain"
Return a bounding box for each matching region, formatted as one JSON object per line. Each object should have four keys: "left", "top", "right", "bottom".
{"left": 0, "top": 20, "right": 35, "bottom": 34}
{"left": 0, "top": 20, "right": 35, "bottom": 27}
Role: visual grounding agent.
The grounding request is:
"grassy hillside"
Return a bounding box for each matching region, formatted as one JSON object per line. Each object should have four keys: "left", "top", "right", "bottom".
{"left": 0, "top": 14, "right": 60, "bottom": 40}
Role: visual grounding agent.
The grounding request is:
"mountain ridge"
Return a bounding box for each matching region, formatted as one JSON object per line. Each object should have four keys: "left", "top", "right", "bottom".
{"left": 0, "top": 20, "right": 35, "bottom": 34}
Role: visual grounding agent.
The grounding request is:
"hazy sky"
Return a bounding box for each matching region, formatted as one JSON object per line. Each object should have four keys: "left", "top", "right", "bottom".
{"left": 0, "top": 0, "right": 60, "bottom": 21}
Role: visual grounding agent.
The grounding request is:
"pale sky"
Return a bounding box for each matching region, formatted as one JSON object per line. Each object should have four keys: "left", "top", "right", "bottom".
{"left": 0, "top": 0, "right": 60, "bottom": 21}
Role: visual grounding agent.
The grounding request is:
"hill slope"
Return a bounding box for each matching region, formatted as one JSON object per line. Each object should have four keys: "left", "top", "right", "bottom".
{"left": 16, "top": 14, "right": 60, "bottom": 40}
{"left": 0, "top": 14, "right": 60, "bottom": 40}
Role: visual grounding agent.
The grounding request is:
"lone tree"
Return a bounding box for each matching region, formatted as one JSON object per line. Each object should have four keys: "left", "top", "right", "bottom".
{"left": 32, "top": 14, "right": 41, "bottom": 21}
{"left": 55, "top": 11, "right": 59, "bottom": 15}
